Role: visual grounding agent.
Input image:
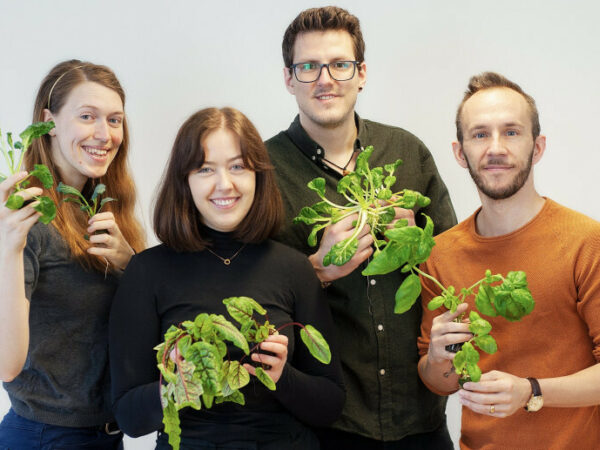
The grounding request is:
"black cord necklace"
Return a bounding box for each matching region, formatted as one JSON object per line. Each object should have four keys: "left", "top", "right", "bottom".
{"left": 321, "top": 149, "right": 357, "bottom": 176}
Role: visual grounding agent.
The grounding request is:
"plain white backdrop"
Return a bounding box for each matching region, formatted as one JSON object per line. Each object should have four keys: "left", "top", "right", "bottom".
{"left": 1, "top": 1, "right": 599, "bottom": 448}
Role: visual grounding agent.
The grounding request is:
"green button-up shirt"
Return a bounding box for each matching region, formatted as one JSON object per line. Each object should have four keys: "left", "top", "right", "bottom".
{"left": 265, "top": 114, "right": 457, "bottom": 441}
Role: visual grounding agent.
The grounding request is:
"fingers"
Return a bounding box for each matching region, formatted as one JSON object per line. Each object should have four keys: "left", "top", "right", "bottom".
{"left": 87, "top": 212, "right": 117, "bottom": 235}
{"left": 459, "top": 392, "right": 508, "bottom": 418}
{"left": 0, "top": 172, "right": 28, "bottom": 201}
{"left": 393, "top": 207, "right": 416, "bottom": 227}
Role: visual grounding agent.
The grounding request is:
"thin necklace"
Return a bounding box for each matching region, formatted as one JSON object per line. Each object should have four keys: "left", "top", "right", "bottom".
{"left": 205, "top": 243, "right": 247, "bottom": 266}
{"left": 322, "top": 149, "right": 357, "bottom": 176}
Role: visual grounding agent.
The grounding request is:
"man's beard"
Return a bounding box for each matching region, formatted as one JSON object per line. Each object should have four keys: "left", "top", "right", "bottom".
{"left": 465, "top": 147, "right": 534, "bottom": 200}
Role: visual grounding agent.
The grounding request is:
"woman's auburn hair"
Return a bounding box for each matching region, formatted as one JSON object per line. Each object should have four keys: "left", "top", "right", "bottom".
{"left": 153, "top": 107, "right": 283, "bottom": 251}
{"left": 25, "top": 59, "right": 145, "bottom": 272}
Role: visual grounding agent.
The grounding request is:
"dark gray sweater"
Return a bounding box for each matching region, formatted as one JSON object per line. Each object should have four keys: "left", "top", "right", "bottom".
{"left": 4, "top": 223, "right": 118, "bottom": 427}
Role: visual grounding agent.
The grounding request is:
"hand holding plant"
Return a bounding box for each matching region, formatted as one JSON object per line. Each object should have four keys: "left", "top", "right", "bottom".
{"left": 155, "top": 296, "right": 331, "bottom": 450}
{"left": 0, "top": 122, "right": 56, "bottom": 224}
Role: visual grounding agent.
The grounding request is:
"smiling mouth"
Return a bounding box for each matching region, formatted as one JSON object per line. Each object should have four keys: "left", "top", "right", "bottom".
{"left": 211, "top": 198, "right": 238, "bottom": 208}
{"left": 83, "top": 146, "right": 110, "bottom": 157}
{"left": 315, "top": 94, "right": 336, "bottom": 100}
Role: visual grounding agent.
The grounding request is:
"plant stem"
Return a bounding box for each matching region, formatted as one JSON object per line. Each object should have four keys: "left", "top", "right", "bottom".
{"left": 413, "top": 266, "right": 447, "bottom": 293}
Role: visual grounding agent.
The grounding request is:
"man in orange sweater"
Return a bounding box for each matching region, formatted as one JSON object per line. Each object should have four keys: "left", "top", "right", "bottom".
{"left": 417, "top": 72, "right": 600, "bottom": 449}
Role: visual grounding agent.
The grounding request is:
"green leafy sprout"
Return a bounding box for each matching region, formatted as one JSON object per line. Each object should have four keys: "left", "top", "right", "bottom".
{"left": 154, "top": 296, "right": 331, "bottom": 450}
{"left": 295, "top": 146, "right": 535, "bottom": 385}
{"left": 293, "top": 145, "right": 430, "bottom": 267}
{"left": 57, "top": 182, "right": 116, "bottom": 239}
{"left": 0, "top": 122, "right": 57, "bottom": 224}
{"left": 423, "top": 269, "right": 535, "bottom": 385}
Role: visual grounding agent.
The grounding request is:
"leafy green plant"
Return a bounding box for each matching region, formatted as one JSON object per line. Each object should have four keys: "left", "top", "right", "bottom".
{"left": 154, "top": 296, "right": 331, "bottom": 450}
{"left": 295, "top": 146, "right": 535, "bottom": 385}
{"left": 294, "top": 145, "right": 430, "bottom": 267}
{"left": 57, "top": 182, "right": 115, "bottom": 239}
{"left": 422, "top": 269, "right": 534, "bottom": 385}
{"left": 0, "top": 122, "right": 56, "bottom": 224}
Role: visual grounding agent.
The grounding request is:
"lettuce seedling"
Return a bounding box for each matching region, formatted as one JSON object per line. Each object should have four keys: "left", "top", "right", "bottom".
{"left": 154, "top": 296, "right": 331, "bottom": 450}
{"left": 294, "top": 146, "right": 430, "bottom": 266}
{"left": 0, "top": 122, "right": 56, "bottom": 224}
{"left": 57, "top": 182, "right": 116, "bottom": 238}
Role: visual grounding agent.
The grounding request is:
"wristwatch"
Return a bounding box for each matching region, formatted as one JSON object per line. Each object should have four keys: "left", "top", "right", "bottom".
{"left": 524, "top": 377, "right": 543, "bottom": 412}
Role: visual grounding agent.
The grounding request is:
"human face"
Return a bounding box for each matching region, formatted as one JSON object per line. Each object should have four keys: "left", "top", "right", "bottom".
{"left": 284, "top": 30, "right": 366, "bottom": 131}
{"left": 44, "top": 81, "right": 124, "bottom": 190}
{"left": 188, "top": 128, "right": 256, "bottom": 233}
{"left": 453, "top": 88, "right": 546, "bottom": 200}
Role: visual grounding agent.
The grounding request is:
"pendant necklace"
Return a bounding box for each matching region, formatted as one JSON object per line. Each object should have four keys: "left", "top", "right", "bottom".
{"left": 205, "top": 243, "right": 247, "bottom": 266}
{"left": 322, "top": 149, "right": 357, "bottom": 176}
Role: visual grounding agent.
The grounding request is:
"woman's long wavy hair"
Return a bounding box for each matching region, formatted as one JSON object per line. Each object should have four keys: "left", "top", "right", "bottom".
{"left": 25, "top": 59, "right": 145, "bottom": 271}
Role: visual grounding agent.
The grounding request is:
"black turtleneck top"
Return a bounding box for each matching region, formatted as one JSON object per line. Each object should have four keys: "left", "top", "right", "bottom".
{"left": 109, "top": 229, "right": 344, "bottom": 442}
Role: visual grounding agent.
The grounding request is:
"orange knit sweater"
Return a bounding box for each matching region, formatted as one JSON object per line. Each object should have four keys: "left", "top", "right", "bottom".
{"left": 417, "top": 199, "right": 600, "bottom": 449}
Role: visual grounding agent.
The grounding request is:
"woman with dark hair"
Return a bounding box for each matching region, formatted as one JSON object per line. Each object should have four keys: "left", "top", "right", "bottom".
{"left": 109, "top": 107, "right": 344, "bottom": 449}
{"left": 0, "top": 60, "right": 145, "bottom": 448}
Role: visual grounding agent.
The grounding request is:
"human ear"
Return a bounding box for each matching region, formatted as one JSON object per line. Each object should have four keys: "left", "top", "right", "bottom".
{"left": 357, "top": 62, "right": 367, "bottom": 92}
{"left": 284, "top": 67, "right": 295, "bottom": 95}
{"left": 532, "top": 135, "right": 546, "bottom": 165}
{"left": 42, "top": 109, "right": 56, "bottom": 136}
{"left": 452, "top": 142, "right": 469, "bottom": 168}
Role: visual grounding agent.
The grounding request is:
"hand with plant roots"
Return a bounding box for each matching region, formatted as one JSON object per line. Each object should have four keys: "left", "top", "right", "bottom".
{"left": 86, "top": 212, "right": 135, "bottom": 271}
{"left": 308, "top": 214, "right": 374, "bottom": 283}
{"left": 427, "top": 303, "right": 472, "bottom": 365}
{"left": 243, "top": 333, "right": 289, "bottom": 383}
{"left": 459, "top": 370, "right": 532, "bottom": 418}
{"left": 0, "top": 173, "right": 43, "bottom": 253}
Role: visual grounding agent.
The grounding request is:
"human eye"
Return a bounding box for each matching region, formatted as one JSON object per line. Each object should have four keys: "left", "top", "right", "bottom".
{"left": 332, "top": 61, "right": 352, "bottom": 69}
{"left": 80, "top": 113, "right": 93, "bottom": 121}
{"left": 230, "top": 161, "right": 246, "bottom": 171}
{"left": 297, "top": 62, "right": 318, "bottom": 72}
{"left": 194, "top": 166, "right": 213, "bottom": 175}
{"left": 473, "top": 132, "right": 487, "bottom": 139}
{"left": 108, "top": 116, "right": 123, "bottom": 126}
{"left": 506, "top": 130, "right": 518, "bottom": 136}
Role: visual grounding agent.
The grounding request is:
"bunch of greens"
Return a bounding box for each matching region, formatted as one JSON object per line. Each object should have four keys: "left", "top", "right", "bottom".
{"left": 422, "top": 269, "right": 534, "bottom": 384}
{"left": 295, "top": 146, "right": 535, "bottom": 385}
{"left": 0, "top": 122, "right": 56, "bottom": 224}
{"left": 57, "top": 182, "right": 115, "bottom": 239}
{"left": 154, "top": 296, "right": 331, "bottom": 450}
{"left": 294, "top": 145, "right": 430, "bottom": 267}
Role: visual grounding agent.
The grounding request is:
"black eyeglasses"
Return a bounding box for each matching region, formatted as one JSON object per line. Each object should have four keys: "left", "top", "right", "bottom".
{"left": 290, "top": 60, "right": 359, "bottom": 83}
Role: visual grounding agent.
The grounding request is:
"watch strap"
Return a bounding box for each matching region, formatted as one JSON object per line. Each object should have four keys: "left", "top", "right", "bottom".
{"left": 527, "top": 377, "right": 542, "bottom": 396}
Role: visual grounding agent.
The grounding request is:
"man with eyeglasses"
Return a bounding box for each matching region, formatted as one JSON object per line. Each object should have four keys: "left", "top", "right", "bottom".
{"left": 265, "top": 6, "right": 456, "bottom": 449}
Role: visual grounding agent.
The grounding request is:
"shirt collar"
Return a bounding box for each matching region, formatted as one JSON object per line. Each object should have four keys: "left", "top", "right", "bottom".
{"left": 284, "top": 113, "right": 366, "bottom": 175}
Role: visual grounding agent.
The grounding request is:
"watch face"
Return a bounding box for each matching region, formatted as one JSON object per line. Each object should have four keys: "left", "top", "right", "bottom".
{"left": 527, "top": 396, "right": 544, "bottom": 412}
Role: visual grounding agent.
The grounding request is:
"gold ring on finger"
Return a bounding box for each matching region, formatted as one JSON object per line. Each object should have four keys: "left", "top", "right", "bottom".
{"left": 489, "top": 404, "right": 495, "bottom": 414}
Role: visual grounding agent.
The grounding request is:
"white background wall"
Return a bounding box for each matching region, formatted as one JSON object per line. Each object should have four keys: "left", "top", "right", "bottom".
{"left": 1, "top": 1, "right": 599, "bottom": 448}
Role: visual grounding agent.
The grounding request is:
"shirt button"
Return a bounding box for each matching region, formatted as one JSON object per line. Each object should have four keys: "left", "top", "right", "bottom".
{"left": 311, "top": 155, "right": 316, "bottom": 161}
{"left": 370, "top": 279, "right": 376, "bottom": 286}
{"left": 379, "top": 369, "right": 386, "bottom": 376}
{"left": 377, "top": 324, "right": 384, "bottom": 331}
{"left": 316, "top": 148, "right": 322, "bottom": 155}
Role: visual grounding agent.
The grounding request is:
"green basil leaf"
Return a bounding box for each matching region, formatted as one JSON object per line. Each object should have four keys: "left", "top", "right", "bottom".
{"left": 427, "top": 295, "right": 445, "bottom": 311}
{"left": 473, "top": 335, "right": 498, "bottom": 354}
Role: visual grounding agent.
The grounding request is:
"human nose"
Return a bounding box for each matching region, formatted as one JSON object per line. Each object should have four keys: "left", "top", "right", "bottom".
{"left": 215, "top": 169, "right": 234, "bottom": 190}
{"left": 316, "top": 63, "right": 334, "bottom": 85}
{"left": 94, "top": 119, "right": 110, "bottom": 142}
{"left": 488, "top": 132, "right": 508, "bottom": 155}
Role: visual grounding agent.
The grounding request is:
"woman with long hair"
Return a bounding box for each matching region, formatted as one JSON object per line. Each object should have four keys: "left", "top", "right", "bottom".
{"left": 0, "top": 59, "right": 144, "bottom": 448}
{"left": 109, "top": 107, "right": 344, "bottom": 449}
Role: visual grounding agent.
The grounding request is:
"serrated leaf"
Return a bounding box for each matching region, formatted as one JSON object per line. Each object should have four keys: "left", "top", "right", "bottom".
{"left": 300, "top": 324, "right": 331, "bottom": 364}
{"left": 30, "top": 164, "right": 53, "bottom": 189}
{"left": 254, "top": 366, "right": 276, "bottom": 391}
{"left": 34, "top": 196, "right": 56, "bottom": 224}
{"left": 394, "top": 273, "right": 421, "bottom": 314}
